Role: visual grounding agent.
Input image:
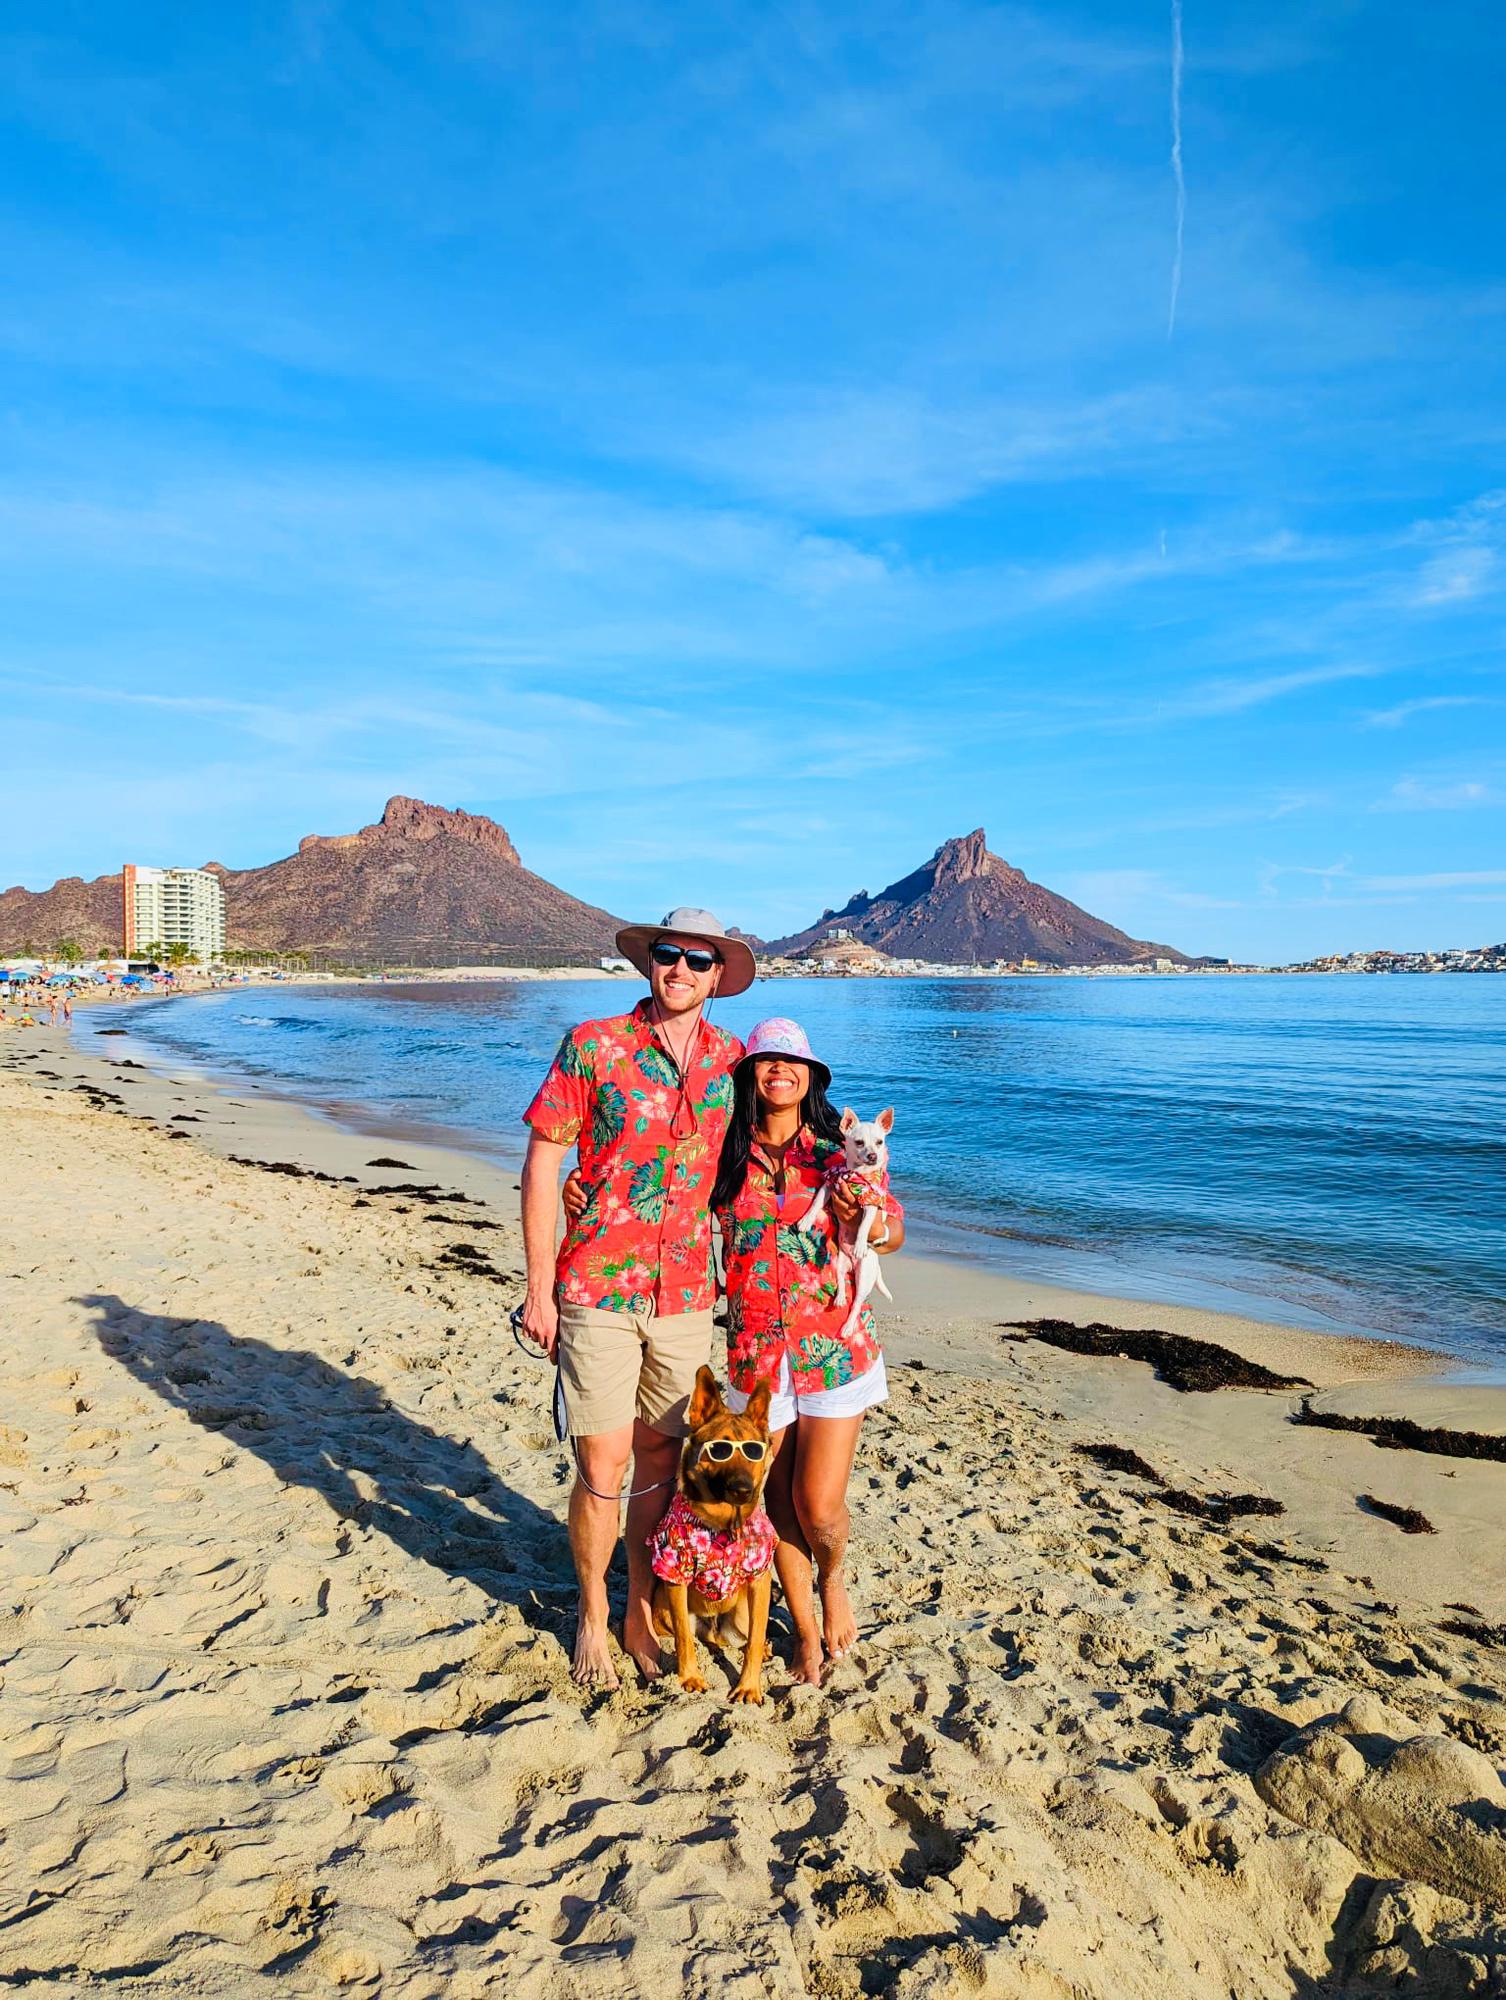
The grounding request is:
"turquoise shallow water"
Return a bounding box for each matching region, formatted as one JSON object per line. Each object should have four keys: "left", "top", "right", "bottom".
{"left": 84, "top": 973, "right": 1506, "bottom": 1366}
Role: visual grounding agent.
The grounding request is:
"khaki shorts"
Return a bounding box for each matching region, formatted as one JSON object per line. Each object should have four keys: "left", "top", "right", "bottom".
{"left": 556, "top": 1303, "right": 714, "bottom": 1440}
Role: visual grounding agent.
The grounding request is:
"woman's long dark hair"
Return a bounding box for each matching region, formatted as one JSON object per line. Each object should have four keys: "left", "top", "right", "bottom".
{"left": 710, "top": 1060, "right": 844, "bottom": 1212}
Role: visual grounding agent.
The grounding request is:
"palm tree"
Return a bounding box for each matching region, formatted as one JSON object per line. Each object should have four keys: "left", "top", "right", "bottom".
{"left": 55, "top": 938, "right": 83, "bottom": 966}
{"left": 163, "top": 941, "right": 195, "bottom": 968}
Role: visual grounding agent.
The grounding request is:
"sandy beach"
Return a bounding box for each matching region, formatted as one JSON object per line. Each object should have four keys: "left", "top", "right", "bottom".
{"left": 2, "top": 1027, "right": 1503, "bottom": 1996}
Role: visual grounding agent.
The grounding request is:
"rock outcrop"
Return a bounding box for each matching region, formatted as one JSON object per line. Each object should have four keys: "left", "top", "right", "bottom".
{"left": 0, "top": 798, "right": 622, "bottom": 964}
{"left": 767, "top": 829, "right": 1190, "bottom": 966}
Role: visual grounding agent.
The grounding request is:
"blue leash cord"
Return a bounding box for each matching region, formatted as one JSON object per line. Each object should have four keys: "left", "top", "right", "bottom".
{"left": 508, "top": 1304, "right": 674, "bottom": 1501}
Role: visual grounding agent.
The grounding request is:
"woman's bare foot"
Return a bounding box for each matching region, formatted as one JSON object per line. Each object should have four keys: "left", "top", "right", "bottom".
{"left": 571, "top": 1613, "right": 620, "bottom": 1689}
{"left": 789, "top": 1631, "right": 825, "bottom": 1686}
{"left": 819, "top": 1571, "right": 858, "bottom": 1661}
{"left": 621, "top": 1608, "right": 663, "bottom": 1682}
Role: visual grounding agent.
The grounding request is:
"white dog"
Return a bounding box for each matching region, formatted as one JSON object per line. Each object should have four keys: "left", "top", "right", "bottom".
{"left": 803, "top": 1107, "right": 895, "bottom": 1337}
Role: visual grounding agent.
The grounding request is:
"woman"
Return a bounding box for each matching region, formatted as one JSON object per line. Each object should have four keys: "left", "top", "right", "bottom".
{"left": 710, "top": 1019, "right": 903, "bottom": 1685}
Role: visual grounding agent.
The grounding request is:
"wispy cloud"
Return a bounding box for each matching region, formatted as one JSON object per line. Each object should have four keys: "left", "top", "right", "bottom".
{"left": 1168, "top": 662, "right": 1380, "bottom": 719}
{"left": 1376, "top": 776, "right": 1500, "bottom": 811}
{"left": 1360, "top": 869, "right": 1506, "bottom": 892}
{"left": 1411, "top": 545, "right": 1496, "bottom": 605}
{"left": 1362, "top": 695, "right": 1491, "bottom": 728}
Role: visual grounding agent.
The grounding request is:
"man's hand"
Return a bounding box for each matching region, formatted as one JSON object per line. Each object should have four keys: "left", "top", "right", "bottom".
{"left": 521, "top": 1287, "right": 559, "bottom": 1357}
{"left": 561, "top": 1168, "right": 587, "bottom": 1221}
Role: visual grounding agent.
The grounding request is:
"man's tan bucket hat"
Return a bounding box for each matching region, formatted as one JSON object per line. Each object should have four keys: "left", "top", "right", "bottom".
{"left": 614, "top": 906, "right": 757, "bottom": 997}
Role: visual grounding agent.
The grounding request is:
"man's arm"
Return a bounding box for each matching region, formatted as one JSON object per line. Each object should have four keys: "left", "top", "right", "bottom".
{"left": 520, "top": 1131, "right": 570, "bottom": 1354}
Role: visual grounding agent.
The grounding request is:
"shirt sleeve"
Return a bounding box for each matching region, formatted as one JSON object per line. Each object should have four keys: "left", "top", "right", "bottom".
{"left": 522, "top": 1028, "right": 592, "bottom": 1145}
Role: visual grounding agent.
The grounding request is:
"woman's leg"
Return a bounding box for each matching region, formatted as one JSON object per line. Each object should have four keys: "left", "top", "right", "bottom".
{"left": 765, "top": 1423, "right": 824, "bottom": 1685}
{"left": 791, "top": 1412, "right": 866, "bottom": 1661}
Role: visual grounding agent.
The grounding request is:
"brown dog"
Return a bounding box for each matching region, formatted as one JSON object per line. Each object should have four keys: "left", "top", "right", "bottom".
{"left": 648, "top": 1366, "right": 776, "bottom": 1703}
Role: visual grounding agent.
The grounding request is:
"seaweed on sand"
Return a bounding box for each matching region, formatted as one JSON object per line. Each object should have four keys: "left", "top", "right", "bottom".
{"left": 1291, "top": 1400, "right": 1506, "bottom": 1464}
{"left": 1008, "top": 1319, "right": 1309, "bottom": 1395}
{"left": 1075, "top": 1442, "right": 1162, "bottom": 1482}
{"left": 1358, "top": 1494, "right": 1436, "bottom": 1535}
{"left": 1073, "top": 1442, "right": 1284, "bottom": 1524}
{"left": 1439, "top": 1617, "right": 1506, "bottom": 1650}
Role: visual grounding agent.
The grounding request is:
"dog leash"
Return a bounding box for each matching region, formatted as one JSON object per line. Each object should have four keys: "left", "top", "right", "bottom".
{"left": 509, "top": 1305, "right": 675, "bottom": 1501}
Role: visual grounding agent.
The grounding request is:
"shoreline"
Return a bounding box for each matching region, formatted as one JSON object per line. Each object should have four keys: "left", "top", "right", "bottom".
{"left": 4, "top": 1023, "right": 1506, "bottom": 1993}
{"left": 65, "top": 985, "right": 1501, "bottom": 1376}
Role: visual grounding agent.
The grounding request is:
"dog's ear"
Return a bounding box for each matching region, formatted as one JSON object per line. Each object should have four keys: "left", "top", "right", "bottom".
{"left": 875, "top": 1106, "right": 894, "bottom": 1134}
{"left": 686, "top": 1364, "right": 723, "bottom": 1431}
{"left": 744, "top": 1378, "right": 772, "bottom": 1431}
{"left": 839, "top": 1106, "right": 858, "bottom": 1134}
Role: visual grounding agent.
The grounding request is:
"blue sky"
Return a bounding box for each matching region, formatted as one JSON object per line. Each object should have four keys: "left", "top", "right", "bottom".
{"left": 2, "top": 0, "right": 1503, "bottom": 960}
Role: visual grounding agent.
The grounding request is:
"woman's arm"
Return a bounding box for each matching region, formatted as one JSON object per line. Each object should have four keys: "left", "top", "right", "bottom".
{"left": 872, "top": 1213, "right": 904, "bottom": 1254}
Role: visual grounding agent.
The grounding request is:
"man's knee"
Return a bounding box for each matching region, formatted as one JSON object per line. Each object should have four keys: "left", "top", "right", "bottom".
{"left": 632, "top": 1422, "right": 681, "bottom": 1470}
{"left": 574, "top": 1429, "right": 633, "bottom": 1488}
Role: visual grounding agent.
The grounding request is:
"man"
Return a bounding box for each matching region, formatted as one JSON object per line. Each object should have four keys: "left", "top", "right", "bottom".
{"left": 520, "top": 908, "right": 754, "bottom": 1687}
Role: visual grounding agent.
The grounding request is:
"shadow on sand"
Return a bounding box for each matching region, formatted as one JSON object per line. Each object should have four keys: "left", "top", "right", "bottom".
{"left": 79, "top": 1294, "right": 571, "bottom": 1620}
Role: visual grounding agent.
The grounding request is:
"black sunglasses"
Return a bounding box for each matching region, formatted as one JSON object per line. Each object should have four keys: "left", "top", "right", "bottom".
{"left": 650, "top": 941, "right": 720, "bottom": 974}
{"left": 698, "top": 1437, "right": 768, "bottom": 1464}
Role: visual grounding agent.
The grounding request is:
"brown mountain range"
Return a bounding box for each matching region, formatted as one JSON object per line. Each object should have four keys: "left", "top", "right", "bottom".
{"left": 766, "top": 829, "right": 1190, "bottom": 966}
{"left": 0, "top": 798, "right": 624, "bottom": 963}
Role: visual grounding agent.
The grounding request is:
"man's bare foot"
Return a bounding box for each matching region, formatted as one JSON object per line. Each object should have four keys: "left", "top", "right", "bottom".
{"left": 790, "top": 1632, "right": 825, "bottom": 1686}
{"left": 621, "top": 1608, "right": 663, "bottom": 1682}
{"left": 819, "top": 1572, "right": 858, "bottom": 1661}
{"left": 571, "top": 1618, "right": 620, "bottom": 1689}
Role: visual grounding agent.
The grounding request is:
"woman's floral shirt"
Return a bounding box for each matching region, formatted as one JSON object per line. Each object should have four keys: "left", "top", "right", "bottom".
{"left": 648, "top": 1493, "right": 776, "bottom": 1603}
{"left": 716, "top": 1125, "right": 902, "bottom": 1396}
{"left": 523, "top": 1000, "right": 742, "bottom": 1314}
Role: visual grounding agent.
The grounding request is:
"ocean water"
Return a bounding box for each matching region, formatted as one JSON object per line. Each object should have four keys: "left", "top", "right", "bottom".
{"left": 83, "top": 974, "right": 1506, "bottom": 1367}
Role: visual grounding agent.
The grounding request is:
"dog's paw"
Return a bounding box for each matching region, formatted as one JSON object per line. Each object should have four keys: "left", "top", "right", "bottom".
{"left": 729, "top": 1683, "right": 764, "bottom": 1705}
{"left": 679, "top": 1672, "right": 708, "bottom": 1694}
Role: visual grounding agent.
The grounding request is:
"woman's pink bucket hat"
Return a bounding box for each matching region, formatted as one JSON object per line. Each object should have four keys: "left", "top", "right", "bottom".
{"left": 735, "top": 1016, "right": 831, "bottom": 1089}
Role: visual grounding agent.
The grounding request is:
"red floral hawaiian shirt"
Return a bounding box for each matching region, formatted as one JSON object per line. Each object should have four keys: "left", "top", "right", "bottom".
{"left": 523, "top": 999, "right": 743, "bottom": 1314}
{"left": 716, "top": 1125, "right": 903, "bottom": 1397}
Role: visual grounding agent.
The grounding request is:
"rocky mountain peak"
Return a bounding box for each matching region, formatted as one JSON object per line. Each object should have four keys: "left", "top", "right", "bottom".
{"left": 363, "top": 796, "right": 521, "bottom": 864}
{"left": 766, "top": 826, "right": 1189, "bottom": 966}
{"left": 932, "top": 829, "right": 994, "bottom": 888}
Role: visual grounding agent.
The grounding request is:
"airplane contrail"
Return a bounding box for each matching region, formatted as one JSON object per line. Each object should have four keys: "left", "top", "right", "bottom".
{"left": 1167, "top": 0, "right": 1185, "bottom": 336}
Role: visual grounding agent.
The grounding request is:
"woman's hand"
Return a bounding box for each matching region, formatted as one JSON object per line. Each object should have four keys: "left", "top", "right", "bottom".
{"left": 829, "top": 1181, "right": 867, "bottom": 1229}
{"left": 561, "top": 1168, "right": 587, "bottom": 1221}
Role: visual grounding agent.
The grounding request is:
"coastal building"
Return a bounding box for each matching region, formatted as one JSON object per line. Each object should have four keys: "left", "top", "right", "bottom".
{"left": 122, "top": 864, "right": 226, "bottom": 961}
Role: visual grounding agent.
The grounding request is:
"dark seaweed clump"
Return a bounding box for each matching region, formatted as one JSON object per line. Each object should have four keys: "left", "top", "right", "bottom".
{"left": 366, "top": 1156, "right": 414, "bottom": 1168}
{"left": 1158, "top": 1488, "right": 1284, "bottom": 1524}
{"left": 1073, "top": 1442, "right": 1284, "bottom": 1523}
{"left": 1439, "top": 1617, "right": 1506, "bottom": 1651}
{"left": 1292, "top": 1400, "right": 1506, "bottom": 1464}
{"left": 1075, "top": 1442, "right": 1162, "bottom": 1482}
{"left": 1009, "top": 1319, "right": 1309, "bottom": 1395}
{"left": 228, "top": 1156, "right": 356, "bottom": 1186}
{"left": 1358, "top": 1493, "right": 1436, "bottom": 1535}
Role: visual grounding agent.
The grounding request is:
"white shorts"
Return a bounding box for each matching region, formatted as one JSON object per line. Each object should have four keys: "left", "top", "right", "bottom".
{"left": 726, "top": 1353, "right": 888, "bottom": 1434}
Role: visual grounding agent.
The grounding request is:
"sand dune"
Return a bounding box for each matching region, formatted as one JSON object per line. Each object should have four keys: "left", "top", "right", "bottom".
{"left": 1, "top": 1034, "right": 1502, "bottom": 1995}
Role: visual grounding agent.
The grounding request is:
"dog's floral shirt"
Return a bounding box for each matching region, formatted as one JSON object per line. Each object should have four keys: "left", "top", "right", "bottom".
{"left": 523, "top": 1000, "right": 742, "bottom": 1314}
{"left": 716, "top": 1125, "right": 903, "bottom": 1397}
{"left": 649, "top": 1492, "right": 777, "bottom": 1602}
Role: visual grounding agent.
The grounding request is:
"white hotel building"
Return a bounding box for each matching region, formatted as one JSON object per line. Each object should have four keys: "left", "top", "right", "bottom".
{"left": 122, "top": 864, "right": 227, "bottom": 961}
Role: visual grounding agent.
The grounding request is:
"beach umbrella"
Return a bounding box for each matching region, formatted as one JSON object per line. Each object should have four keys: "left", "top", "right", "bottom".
{"left": 120, "top": 974, "right": 146, "bottom": 986}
